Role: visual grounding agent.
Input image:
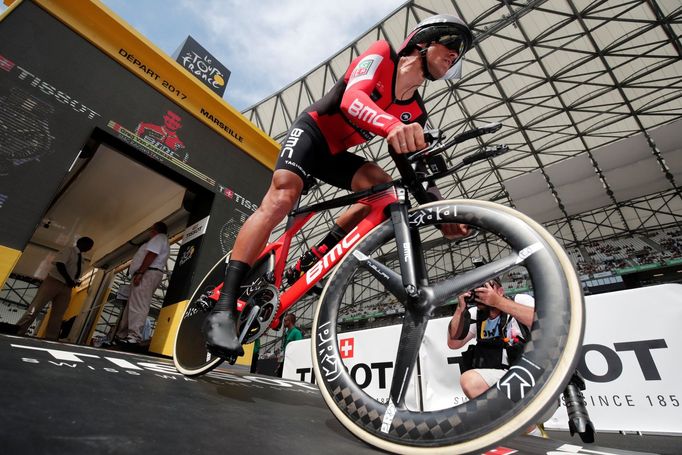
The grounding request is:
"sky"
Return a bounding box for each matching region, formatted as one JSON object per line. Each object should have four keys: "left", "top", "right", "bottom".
{"left": 9, "top": 0, "right": 405, "bottom": 111}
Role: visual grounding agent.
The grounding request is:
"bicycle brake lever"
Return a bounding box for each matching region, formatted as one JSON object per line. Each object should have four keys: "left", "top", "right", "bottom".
{"left": 423, "top": 128, "right": 444, "bottom": 144}
{"left": 406, "top": 142, "right": 442, "bottom": 163}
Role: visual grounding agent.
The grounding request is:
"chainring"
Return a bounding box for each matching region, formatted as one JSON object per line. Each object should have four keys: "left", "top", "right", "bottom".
{"left": 237, "top": 284, "right": 280, "bottom": 344}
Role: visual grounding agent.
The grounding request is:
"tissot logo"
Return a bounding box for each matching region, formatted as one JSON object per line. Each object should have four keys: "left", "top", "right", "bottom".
{"left": 0, "top": 54, "right": 15, "bottom": 72}
{"left": 217, "top": 183, "right": 258, "bottom": 212}
{"left": 340, "top": 338, "right": 354, "bottom": 359}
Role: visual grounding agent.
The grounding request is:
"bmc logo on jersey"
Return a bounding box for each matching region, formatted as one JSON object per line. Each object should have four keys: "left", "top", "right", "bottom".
{"left": 348, "top": 98, "right": 392, "bottom": 127}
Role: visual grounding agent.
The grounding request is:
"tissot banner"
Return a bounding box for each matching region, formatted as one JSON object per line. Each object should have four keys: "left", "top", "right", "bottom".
{"left": 283, "top": 284, "right": 682, "bottom": 434}
{"left": 0, "top": 2, "right": 268, "bottom": 287}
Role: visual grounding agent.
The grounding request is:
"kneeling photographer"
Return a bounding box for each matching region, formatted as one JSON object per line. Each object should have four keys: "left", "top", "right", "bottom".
{"left": 447, "top": 268, "right": 595, "bottom": 441}
{"left": 447, "top": 275, "right": 556, "bottom": 436}
{"left": 447, "top": 276, "right": 534, "bottom": 398}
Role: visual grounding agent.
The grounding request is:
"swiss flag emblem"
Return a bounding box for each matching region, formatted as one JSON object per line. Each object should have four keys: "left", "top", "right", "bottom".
{"left": 339, "top": 338, "right": 354, "bottom": 359}
{"left": 223, "top": 188, "right": 234, "bottom": 199}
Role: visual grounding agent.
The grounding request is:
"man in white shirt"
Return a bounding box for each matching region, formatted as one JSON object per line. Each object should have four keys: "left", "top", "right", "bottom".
{"left": 16, "top": 236, "right": 94, "bottom": 340}
{"left": 115, "top": 222, "right": 169, "bottom": 349}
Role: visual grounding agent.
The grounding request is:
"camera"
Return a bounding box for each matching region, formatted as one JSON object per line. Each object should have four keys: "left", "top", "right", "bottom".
{"left": 465, "top": 256, "right": 487, "bottom": 307}
{"left": 465, "top": 289, "right": 478, "bottom": 307}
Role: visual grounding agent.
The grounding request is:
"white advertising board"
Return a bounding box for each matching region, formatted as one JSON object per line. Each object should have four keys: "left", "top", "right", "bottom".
{"left": 283, "top": 284, "right": 682, "bottom": 434}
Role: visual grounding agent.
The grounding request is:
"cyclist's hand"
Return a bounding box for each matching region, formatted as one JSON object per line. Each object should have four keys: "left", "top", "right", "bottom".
{"left": 440, "top": 223, "right": 471, "bottom": 240}
{"left": 387, "top": 123, "right": 426, "bottom": 154}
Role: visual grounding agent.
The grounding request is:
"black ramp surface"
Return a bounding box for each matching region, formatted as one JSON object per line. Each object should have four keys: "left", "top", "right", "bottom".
{"left": 0, "top": 335, "right": 375, "bottom": 454}
{"left": 0, "top": 335, "right": 670, "bottom": 455}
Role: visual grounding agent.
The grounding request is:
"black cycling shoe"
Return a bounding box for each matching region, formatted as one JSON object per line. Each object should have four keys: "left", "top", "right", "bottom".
{"left": 284, "top": 245, "right": 329, "bottom": 285}
{"left": 203, "top": 310, "right": 244, "bottom": 358}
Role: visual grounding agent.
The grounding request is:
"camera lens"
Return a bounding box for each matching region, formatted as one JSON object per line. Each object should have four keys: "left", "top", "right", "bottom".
{"left": 465, "top": 290, "right": 477, "bottom": 306}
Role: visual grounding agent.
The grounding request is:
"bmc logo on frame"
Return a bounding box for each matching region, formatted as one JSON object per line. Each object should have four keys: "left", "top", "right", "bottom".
{"left": 340, "top": 338, "right": 354, "bottom": 359}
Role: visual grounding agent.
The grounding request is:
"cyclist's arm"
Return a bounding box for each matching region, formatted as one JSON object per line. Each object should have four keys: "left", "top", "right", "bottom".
{"left": 340, "top": 40, "right": 424, "bottom": 152}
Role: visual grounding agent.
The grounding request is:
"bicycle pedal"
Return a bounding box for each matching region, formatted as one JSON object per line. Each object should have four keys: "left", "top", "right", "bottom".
{"left": 196, "top": 295, "right": 216, "bottom": 313}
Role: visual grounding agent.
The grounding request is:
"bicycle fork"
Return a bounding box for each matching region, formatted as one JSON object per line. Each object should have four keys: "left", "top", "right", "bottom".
{"left": 385, "top": 195, "right": 432, "bottom": 409}
{"left": 389, "top": 192, "right": 426, "bottom": 302}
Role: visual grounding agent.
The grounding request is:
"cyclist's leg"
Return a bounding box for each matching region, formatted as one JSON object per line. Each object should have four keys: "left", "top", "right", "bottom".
{"left": 292, "top": 161, "right": 392, "bottom": 275}
{"left": 286, "top": 154, "right": 384, "bottom": 278}
{"left": 335, "top": 162, "right": 393, "bottom": 229}
{"left": 204, "top": 169, "right": 303, "bottom": 358}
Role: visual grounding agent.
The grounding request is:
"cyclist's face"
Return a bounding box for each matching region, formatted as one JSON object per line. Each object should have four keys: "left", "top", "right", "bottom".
{"left": 427, "top": 43, "right": 460, "bottom": 79}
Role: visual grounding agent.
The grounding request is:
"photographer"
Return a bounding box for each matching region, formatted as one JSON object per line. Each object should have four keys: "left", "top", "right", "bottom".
{"left": 447, "top": 277, "right": 552, "bottom": 436}
{"left": 447, "top": 277, "right": 534, "bottom": 399}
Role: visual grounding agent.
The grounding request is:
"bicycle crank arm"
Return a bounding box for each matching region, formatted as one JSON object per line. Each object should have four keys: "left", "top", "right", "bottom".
{"left": 238, "top": 305, "right": 261, "bottom": 345}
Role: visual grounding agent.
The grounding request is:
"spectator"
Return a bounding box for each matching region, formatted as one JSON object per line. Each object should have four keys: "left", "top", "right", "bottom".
{"left": 446, "top": 278, "right": 548, "bottom": 436}
{"left": 114, "top": 222, "right": 169, "bottom": 351}
{"left": 16, "top": 236, "right": 94, "bottom": 340}
{"left": 275, "top": 313, "right": 303, "bottom": 377}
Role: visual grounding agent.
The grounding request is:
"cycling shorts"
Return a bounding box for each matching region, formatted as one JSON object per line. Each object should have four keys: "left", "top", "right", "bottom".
{"left": 275, "top": 114, "right": 367, "bottom": 191}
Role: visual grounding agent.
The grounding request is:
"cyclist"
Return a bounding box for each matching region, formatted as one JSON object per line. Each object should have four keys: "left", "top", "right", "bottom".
{"left": 205, "top": 14, "right": 475, "bottom": 358}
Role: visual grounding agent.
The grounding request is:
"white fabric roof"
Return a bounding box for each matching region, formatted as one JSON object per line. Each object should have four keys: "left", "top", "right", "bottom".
{"left": 243, "top": 0, "right": 682, "bottom": 247}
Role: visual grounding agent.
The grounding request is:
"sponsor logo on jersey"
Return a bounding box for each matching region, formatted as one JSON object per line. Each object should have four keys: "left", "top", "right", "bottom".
{"left": 347, "top": 98, "right": 393, "bottom": 127}
{"left": 347, "top": 54, "right": 383, "bottom": 89}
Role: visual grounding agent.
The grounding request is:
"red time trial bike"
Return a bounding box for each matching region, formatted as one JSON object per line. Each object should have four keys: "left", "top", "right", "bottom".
{"left": 173, "top": 123, "right": 584, "bottom": 454}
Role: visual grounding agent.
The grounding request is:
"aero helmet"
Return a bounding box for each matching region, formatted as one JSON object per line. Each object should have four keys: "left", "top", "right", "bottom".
{"left": 398, "top": 14, "right": 473, "bottom": 81}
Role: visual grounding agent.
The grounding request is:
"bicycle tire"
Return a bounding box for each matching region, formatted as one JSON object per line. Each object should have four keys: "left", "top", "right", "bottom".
{"left": 311, "top": 199, "right": 584, "bottom": 454}
{"left": 173, "top": 252, "right": 274, "bottom": 376}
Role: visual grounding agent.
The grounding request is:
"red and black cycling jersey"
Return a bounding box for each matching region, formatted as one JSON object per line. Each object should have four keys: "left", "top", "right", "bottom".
{"left": 304, "top": 40, "right": 428, "bottom": 154}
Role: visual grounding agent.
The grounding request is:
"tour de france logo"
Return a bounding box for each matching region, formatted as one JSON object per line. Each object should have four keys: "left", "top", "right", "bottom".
{"left": 179, "top": 51, "right": 226, "bottom": 91}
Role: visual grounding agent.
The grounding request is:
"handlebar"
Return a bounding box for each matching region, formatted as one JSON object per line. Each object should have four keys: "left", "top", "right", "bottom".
{"left": 407, "top": 122, "right": 503, "bottom": 164}
{"left": 291, "top": 124, "right": 508, "bottom": 215}
{"left": 391, "top": 123, "right": 509, "bottom": 202}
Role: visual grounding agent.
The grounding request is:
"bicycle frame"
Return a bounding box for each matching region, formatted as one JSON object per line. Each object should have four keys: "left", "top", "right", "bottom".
{"left": 205, "top": 124, "right": 508, "bottom": 334}
{"left": 248, "top": 185, "right": 403, "bottom": 329}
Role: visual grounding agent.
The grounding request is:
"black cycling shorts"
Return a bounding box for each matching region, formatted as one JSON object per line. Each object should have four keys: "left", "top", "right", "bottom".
{"left": 275, "top": 114, "right": 367, "bottom": 191}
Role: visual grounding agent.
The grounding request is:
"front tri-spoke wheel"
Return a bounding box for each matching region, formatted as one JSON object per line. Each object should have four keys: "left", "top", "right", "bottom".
{"left": 311, "top": 199, "right": 584, "bottom": 454}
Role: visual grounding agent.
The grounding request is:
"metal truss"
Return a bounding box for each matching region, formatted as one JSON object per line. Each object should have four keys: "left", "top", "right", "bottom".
{"left": 241, "top": 0, "right": 682, "bottom": 344}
